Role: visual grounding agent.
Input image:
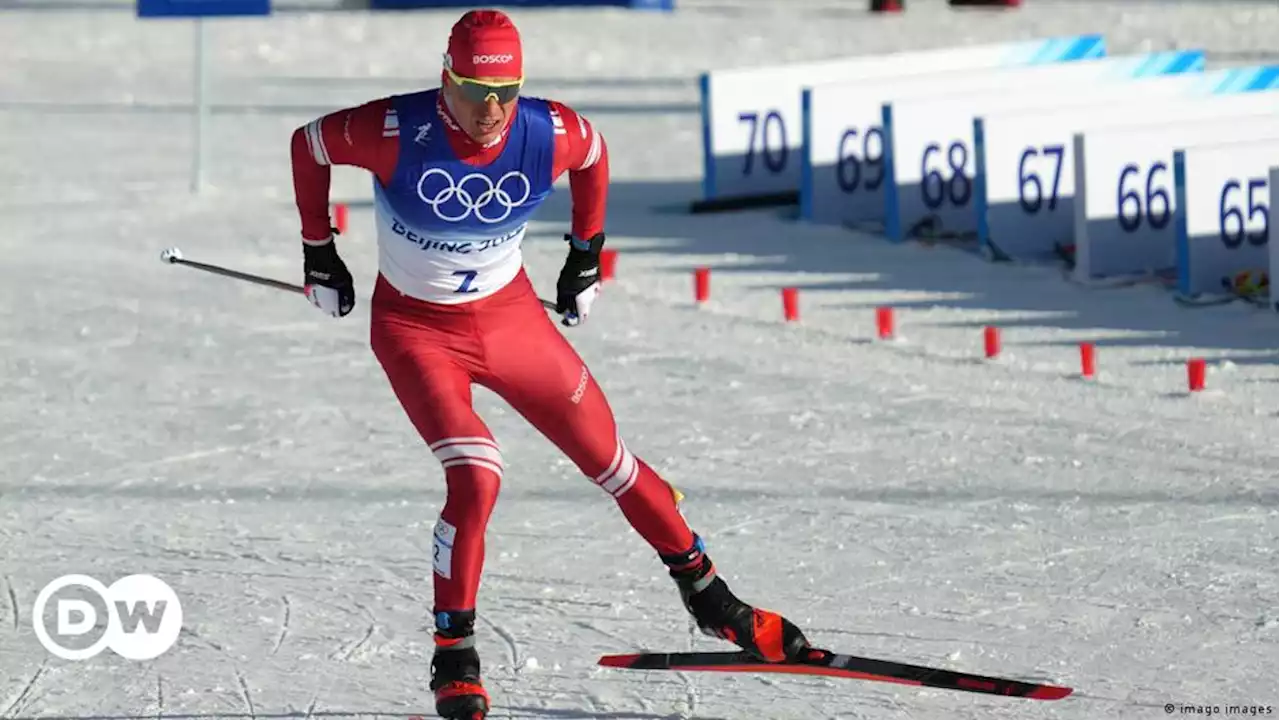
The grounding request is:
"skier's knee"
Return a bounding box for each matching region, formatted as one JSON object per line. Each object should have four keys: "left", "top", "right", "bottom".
{"left": 590, "top": 439, "right": 638, "bottom": 498}
{"left": 430, "top": 436, "right": 504, "bottom": 480}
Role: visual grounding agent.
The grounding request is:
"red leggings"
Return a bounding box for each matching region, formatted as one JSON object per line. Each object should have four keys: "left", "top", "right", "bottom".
{"left": 370, "top": 270, "right": 695, "bottom": 612}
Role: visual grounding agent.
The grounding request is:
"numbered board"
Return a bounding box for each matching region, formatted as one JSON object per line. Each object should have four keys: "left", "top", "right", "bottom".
{"left": 1072, "top": 114, "right": 1279, "bottom": 282}
{"left": 978, "top": 84, "right": 1280, "bottom": 264}
{"left": 1173, "top": 140, "right": 1279, "bottom": 296}
{"left": 1272, "top": 167, "right": 1279, "bottom": 310}
{"left": 885, "top": 62, "right": 1273, "bottom": 249}
{"left": 881, "top": 51, "right": 1206, "bottom": 242}
{"left": 802, "top": 51, "right": 1197, "bottom": 233}
{"left": 698, "top": 34, "right": 1106, "bottom": 205}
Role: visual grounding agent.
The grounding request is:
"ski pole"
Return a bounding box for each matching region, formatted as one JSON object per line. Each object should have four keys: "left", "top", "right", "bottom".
{"left": 158, "top": 247, "right": 684, "bottom": 500}
{"left": 159, "top": 247, "right": 558, "bottom": 310}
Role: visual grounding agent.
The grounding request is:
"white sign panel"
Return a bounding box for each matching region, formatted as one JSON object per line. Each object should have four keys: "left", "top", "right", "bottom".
{"left": 882, "top": 51, "right": 1207, "bottom": 242}
{"left": 802, "top": 51, "right": 1199, "bottom": 232}
{"left": 1173, "top": 139, "right": 1280, "bottom": 296}
{"left": 979, "top": 85, "right": 1279, "bottom": 264}
{"left": 1273, "top": 167, "right": 1279, "bottom": 310}
{"left": 1073, "top": 115, "right": 1279, "bottom": 282}
{"left": 884, "top": 63, "right": 1274, "bottom": 250}
{"left": 697, "top": 34, "right": 1106, "bottom": 206}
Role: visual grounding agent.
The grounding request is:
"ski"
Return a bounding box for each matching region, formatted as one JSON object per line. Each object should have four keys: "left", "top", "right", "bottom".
{"left": 598, "top": 648, "right": 1072, "bottom": 700}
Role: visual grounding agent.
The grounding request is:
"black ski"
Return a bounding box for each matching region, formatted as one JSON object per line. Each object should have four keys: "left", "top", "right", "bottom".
{"left": 599, "top": 647, "right": 1071, "bottom": 700}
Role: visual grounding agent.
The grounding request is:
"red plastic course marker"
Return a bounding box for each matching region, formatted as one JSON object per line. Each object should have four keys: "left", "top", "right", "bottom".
{"left": 1187, "top": 357, "right": 1206, "bottom": 392}
{"left": 983, "top": 326, "right": 1000, "bottom": 358}
{"left": 694, "top": 267, "right": 710, "bottom": 303}
{"left": 870, "top": 0, "right": 903, "bottom": 11}
{"left": 332, "top": 203, "right": 348, "bottom": 234}
{"left": 600, "top": 249, "right": 618, "bottom": 282}
{"left": 1080, "top": 342, "right": 1096, "bottom": 379}
{"left": 876, "top": 306, "right": 894, "bottom": 340}
{"left": 782, "top": 288, "right": 799, "bottom": 322}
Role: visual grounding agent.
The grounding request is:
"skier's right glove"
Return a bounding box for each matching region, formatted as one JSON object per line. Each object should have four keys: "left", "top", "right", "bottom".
{"left": 302, "top": 234, "right": 355, "bottom": 318}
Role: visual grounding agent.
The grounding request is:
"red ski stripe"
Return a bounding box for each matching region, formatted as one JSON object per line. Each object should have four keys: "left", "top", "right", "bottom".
{"left": 1028, "top": 686, "right": 1074, "bottom": 700}
{"left": 641, "top": 661, "right": 929, "bottom": 688}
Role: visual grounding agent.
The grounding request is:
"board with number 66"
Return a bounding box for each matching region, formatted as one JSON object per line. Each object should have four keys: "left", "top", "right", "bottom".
{"left": 1173, "top": 140, "right": 1280, "bottom": 297}
{"left": 1072, "top": 113, "right": 1278, "bottom": 282}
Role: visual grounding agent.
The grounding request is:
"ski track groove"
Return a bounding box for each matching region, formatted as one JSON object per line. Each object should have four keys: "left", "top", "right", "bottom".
{"left": 4, "top": 577, "right": 16, "bottom": 632}
{"left": 302, "top": 694, "right": 318, "bottom": 720}
{"left": 680, "top": 617, "right": 698, "bottom": 720}
{"left": 180, "top": 626, "right": 226, "bottom": 652}
{"left": 271, "top": 594, "right": 291, "bottom": 656}
{"left": 234, "top": 669, "right": 256, "bottom": 720}
{"left": 477, "top": 612, "right": 521, "bottom": 670}
{"left": 155, "top": 673, "right": 164, "bottom": 720}
{"left": 571, "top": 619, "right": 644, "bottom": 651}
{"left": 1, "top": 661, "right": 46, "bottom": 719}
{"left": 331, "top": 603, "right": 378, "bottom": 662}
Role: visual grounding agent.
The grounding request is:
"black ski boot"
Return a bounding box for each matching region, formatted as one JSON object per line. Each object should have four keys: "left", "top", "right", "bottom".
{"left": 662, "top": 536, "right": 810, "bottom": 663}
{"left": 430, "top": 610, "right": 489, "bottom": 720}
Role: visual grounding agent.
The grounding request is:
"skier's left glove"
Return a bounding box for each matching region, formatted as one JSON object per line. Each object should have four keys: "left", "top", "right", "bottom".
{"left": 555, "top": 232, "right": 604, "bottom": 327}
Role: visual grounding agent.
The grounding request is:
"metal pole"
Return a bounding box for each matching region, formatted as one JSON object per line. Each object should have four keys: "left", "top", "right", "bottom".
{"left": 192, "top": 17, "right": 209, "bottom": 194}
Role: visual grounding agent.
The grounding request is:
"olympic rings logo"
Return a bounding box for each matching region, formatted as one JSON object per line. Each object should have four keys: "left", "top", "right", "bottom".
{"left": 416, "top": 169, "right": 532, "bottom": 224}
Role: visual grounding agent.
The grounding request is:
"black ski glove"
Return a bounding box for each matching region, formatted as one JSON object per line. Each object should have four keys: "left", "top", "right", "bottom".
{"left": 556, "top": 232, "right": 605, "bottom": 326}
{"left": 302, "top": 233, "right": 355, "bottom": 318}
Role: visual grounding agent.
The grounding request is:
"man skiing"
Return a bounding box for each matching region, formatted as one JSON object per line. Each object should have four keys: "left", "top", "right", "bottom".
{"left": 288, "top": 9, "right": 810, "bottom": 719}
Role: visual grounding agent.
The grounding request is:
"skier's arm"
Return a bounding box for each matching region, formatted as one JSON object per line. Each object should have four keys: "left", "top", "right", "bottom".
{"left": 548, "top": 101, "right": 608, "bottom": 242}
{"left": 290, "top": 97, "right": 400, "bottom": 242}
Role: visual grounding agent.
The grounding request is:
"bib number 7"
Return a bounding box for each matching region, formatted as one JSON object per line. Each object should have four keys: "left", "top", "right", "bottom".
{"left": 453, "top": 270, "right": 479, "bottom": 294}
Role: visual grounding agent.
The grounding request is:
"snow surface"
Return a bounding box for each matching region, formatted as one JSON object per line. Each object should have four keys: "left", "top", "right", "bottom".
{"left": 1, "top": 1, "right": 1277, "bottom": 718}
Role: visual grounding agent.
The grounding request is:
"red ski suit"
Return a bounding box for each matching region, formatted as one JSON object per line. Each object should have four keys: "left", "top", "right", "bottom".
{"left": 290, "top": 93, "right": 695, "bottom": 612}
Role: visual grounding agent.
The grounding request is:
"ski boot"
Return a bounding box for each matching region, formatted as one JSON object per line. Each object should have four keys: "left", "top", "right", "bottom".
{"left": 662, "top": 536, "right": 810, "bottom": 663}
{"left": 430, "top": 610, "right": 489, "bottom": 720}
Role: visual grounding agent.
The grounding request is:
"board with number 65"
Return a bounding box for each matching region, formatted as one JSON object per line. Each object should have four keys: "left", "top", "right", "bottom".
{"left": 1174, "top": 140, "right": 1280, "bottom": 298}
{"left": 1072, "top": 113, "right": 1278, "bottom": 283}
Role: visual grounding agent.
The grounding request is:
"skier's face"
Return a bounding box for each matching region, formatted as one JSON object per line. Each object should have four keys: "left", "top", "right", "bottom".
{"left": 445, "top": 72, "right": 521, "bottom": 146}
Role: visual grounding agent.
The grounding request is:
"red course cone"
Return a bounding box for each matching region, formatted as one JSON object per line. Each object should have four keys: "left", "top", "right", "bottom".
{"left": 782, "top": 288, "right": 799, "bottom": 322}
{"left": 1080, "top": 342, "right": 1096, "bottom": 379}
{"left": 600, "top": 249, "right": 618, "bottom": 282}
{"left": 876, "top": 306, "right": 894, "bottom": 340}
{"left": 694, "top": 267, "right": 710, "bottom": 303}
{"left": 983, "top": 326, "right": 1001, "bottom": 359}
{"left": 1187, "top": 358, "right": 1206, "bottom": 392}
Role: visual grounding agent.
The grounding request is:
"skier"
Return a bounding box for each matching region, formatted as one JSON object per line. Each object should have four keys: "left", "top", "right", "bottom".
{"left": 288, "top": 9, "right": 810, "bottom": 719}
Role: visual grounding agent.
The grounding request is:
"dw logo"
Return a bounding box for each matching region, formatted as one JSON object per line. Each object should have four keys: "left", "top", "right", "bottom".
{"left": 32, "top": 574, "right": 183, "bottom": 661}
